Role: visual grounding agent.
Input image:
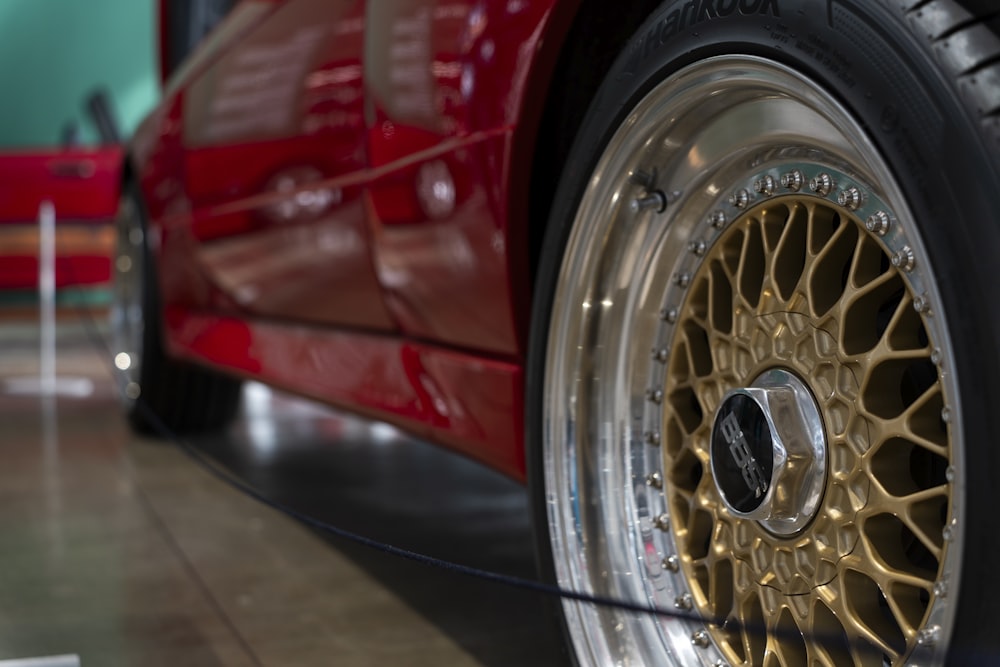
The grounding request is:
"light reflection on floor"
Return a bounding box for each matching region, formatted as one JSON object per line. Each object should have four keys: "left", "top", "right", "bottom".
{"left": 0, "top": 313, "right": 567, "bottom": 666}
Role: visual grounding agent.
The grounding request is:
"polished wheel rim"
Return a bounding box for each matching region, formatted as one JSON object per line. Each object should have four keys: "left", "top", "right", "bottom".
{"left": 543, "top": 56, "right": 962, "bottom": 666}
{"left": 110, "top": 197, "right": 145, "bottom": 402}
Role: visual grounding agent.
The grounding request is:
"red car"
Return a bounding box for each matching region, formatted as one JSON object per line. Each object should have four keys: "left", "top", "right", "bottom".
{"left": 0, "top": 148, "right": 120, "bottom": 290}
{"left": 113, "top": 1, "right": 1000, "bottom": 665}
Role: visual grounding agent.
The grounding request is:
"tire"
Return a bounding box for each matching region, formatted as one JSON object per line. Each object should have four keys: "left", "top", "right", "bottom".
{"left": 111, "top": 184, "right": 242, "bottom": 435}
{"left": 527, "top": 1, "right": 1000, "bottom": 665}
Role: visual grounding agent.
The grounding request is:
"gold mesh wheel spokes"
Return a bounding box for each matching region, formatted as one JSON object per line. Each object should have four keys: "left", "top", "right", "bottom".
{"left": 663, "top": 193, "right": 952, "bottom": 665}
{"left": 543, "top": 58, "right": 960, "bottom": 667}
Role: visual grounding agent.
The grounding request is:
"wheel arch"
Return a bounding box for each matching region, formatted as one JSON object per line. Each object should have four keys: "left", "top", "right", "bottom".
{"left": 505, "top": 0, "right": 662, "bottom": 348}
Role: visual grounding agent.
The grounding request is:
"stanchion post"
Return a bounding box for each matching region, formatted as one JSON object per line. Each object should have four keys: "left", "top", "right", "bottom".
{"left": 38, "top": 200, "right": 56, "bottom": 395}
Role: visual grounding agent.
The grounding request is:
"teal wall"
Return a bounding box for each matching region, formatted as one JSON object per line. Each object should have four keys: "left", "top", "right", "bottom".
{"left": 0, "top": 0, "right": 159, "bottom": 148}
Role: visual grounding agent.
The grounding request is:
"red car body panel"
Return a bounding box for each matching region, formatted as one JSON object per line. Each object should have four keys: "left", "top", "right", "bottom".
{"left": 0, "top": 148, "right": 122, "bottom": 222}
{"left": 135, "top": 0, "right": 578, "bottom": 479}
{"left": 168, "top": 308, "right": 525, "bottom": 477}
{"left": 0, "top": 148, "right": 121, "bottom": 288}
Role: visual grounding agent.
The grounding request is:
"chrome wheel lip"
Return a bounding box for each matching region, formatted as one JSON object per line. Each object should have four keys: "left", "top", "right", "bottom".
{"left": 110, "top": 196, "right": 145, "bottom": 402}
{"left": 542, "top": 55, "right": 962, "bottom": 666}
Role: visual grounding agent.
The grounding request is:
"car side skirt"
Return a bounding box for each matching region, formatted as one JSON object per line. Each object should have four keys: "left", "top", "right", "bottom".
{"left": 163, "top": 307, "right": 527, "bottom": 480}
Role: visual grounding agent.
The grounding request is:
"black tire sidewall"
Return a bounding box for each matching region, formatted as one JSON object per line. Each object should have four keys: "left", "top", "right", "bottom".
{"left": 118, "top": 184, "right": 160, "bottom": 433}
{"left": 528, "top": 1, "right": 1000, "bottom": 663}
{"left": 121, "top": 182, "right": 242, "bottom": 436}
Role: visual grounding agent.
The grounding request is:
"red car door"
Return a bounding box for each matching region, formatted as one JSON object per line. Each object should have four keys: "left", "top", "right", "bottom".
{"left": 0, "top": 148, "right": 121, "bottom": 289}
{"left": 179, "top": 0, "right": 393, "bottom": 330}
{"left": 363, "top": 0, "right": 551, "bottom": 357}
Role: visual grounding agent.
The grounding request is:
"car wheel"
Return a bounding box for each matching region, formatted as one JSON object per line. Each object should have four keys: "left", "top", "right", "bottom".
{"left": 527, "top": 1, "right": 1000, "bottom": 665}
{"left": 111, "top": 184, "right": 242, "bottom": 435}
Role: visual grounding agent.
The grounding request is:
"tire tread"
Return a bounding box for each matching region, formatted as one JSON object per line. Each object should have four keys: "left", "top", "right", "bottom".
{"left": 900, "top": 0, "right": 1000, "bottom": 144}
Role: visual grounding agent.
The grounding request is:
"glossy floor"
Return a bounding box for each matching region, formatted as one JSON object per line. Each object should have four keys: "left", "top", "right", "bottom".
{"left": 0, "top": 313, "right": 568, "bottom": 666}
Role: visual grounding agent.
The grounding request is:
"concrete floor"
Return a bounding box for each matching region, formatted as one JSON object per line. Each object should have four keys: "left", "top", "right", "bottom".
{"left": 0, "top": 312, "right": 569, "bottom": 666}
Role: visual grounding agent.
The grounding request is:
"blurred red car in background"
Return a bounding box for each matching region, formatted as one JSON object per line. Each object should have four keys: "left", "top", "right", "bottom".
{"left": 0, "top": 147, "right": 120, "bottom": 291}
{"left": 113, "top": 1, "right": 1000, "bottom": 665}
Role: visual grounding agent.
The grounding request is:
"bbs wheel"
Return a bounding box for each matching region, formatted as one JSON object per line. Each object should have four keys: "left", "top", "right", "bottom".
{"left": 527, "top": 2, "right": 1000, "bottom": 665}
{"left": 111, "top": 183, "right": 242, "bottom": 435}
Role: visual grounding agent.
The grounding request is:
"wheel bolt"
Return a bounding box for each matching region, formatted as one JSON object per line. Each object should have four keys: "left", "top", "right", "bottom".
{"left": 674, "top": 594, "right": 693, "bottom": 610}
{"left": 652, "top": 348, "right": 669, "bottom": 363}
{"left": 646, "top": 472, "right": 663, "bottom": 489}
{"left": 662, "top": 555, "right": 679, "bottom": 572}
{"left": 891, "top": 246, "right": 916, "bottom": 272}
{"left": 837, "top": 187, "right": 863, "bottom": 210}
{"left": 674, "top": 273, "right": 691, "bottom": 288}
{"left": 810, "top": 173, "right": 834, "bottom": 195}
{"left": 916, "top": 625, "right": 941, "bottom": 647}
{"left": 644, "top": 431, "right": 661, "bottom": 446}
{"left": 661, "top": 307, "right": 679, "bottom": 323}
{"left": 942, "top": 521, "right": 956, "bottom": 542}
{"left": 646, "top": 389, "right": 663, "bottom": 404}
{"left": 689, "top": 240, "right": 707, "bottom": 256}
{"left": 691, "top": 630, "right": 711, "bottom": 648}
{"left": 754, "top": 175, "right": 776, "bottom": 196}
{"left": 654, "top": 513, "right": 670, "bottom": 531}
{"left": 866, "top": 211, "right": 891, "bottom": 236}
{"left": 780, "top": 170, "right": 804, "bottom": 191}
{"left": 913, "top": 293, "right": 931, "bottom": 314}
{"left": 729, "top": 189, "right": 751, "bottom": 209}
{"left": 710, "top": 211, "right": 727, "bottom": 228}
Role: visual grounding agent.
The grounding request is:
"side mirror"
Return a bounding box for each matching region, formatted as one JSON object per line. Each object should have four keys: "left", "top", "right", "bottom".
{"left": 159, "top": 0, "right": 238, "bottom": 82}
{"left": 86, "top": 89, "right": 122, "bottom": 146}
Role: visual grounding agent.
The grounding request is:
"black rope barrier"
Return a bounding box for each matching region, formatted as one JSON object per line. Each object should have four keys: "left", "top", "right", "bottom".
{"left": 61, "top": 262, "right": 893, "bottom": 664}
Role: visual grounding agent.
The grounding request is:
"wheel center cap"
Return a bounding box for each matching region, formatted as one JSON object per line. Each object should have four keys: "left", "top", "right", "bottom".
{"left": 710, "top": 369, "right": 827, "bottom": 536}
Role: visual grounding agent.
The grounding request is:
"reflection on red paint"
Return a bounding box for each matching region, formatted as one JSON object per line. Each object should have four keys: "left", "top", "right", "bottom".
{"left": 167, "top": 310, "right": 524, "bottom": 478}
{"left": 130, "top": 0, "right": 570, "bottom": 478}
